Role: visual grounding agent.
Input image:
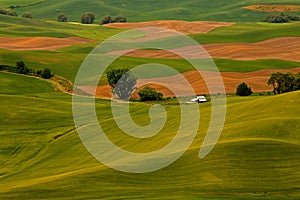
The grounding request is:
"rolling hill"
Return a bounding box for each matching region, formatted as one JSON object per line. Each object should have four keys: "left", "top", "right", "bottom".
{"left": 0, "top": 2, "right": 300, "bottom": 199}
{"left": 0, "top": 72, "right": 299, "bottom": 199}
{"left": 1, "top": 0, "right": 300, "bottom": 22}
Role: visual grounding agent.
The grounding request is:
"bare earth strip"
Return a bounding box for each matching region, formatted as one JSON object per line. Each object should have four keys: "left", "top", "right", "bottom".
{"left": 108, "top": 37, "right": 300, "bottom": 62}
{"left": 104, "top": 20, "right": 235, "bottom": 34}
{"left": 0, "top": 37, "right": 94, "bottom": 51}
{"left": 243, "top": 4, "right": 300, "bottom": 12}
{"left": 85, "top": 67, "right": 300, "bottom": 99}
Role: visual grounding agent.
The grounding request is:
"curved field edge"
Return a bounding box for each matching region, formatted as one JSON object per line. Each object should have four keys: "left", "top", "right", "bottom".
{"left": 0, "top": 73, "right": 299, "bottom": 199}
{"left": 1, "top": 46, "right": 299, "bottom": 82}
{"left": 0, "top": 15, "right": 299, "bottom": 44}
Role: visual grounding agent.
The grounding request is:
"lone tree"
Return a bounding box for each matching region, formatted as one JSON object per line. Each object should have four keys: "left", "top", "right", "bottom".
{"left": 138, "top": 86, "right": 163, "bottom": 101}
{"left": 236, "top": 82, "right": 253, "bottom": 96}
{"left": 57, "top": 13, "right": 67, "bottom": 22}
{"left": 106, "top": 68, "right": 137, "bottom": 100}
{"left": 80, "top": 12, "right": 95, "bottom": 24}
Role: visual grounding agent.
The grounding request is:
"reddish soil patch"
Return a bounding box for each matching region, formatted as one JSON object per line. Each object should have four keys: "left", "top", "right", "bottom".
{"left": 243, "top": 4, "right": 300, "bottom": 12}
{"left": 108, "top": 37, "right": 300, "bottom": 62}
{"left": 0, "top": 36, "right": 94, "bottom": 51}
{"left": 104, "top": 20, "right": 235, "bottom": 34}
{"left": 81, "top": 67, "right": 300, "bottom": 99}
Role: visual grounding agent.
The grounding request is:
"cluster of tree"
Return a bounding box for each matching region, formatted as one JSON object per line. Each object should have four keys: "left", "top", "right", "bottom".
{"left": 0, "top": 9, "right": 126, "bottom": 25}
{"left": 0, "top": 8, "right": 34, "bottom": 18}
{"left": 106, "top": 68, "right": 163, "bottom": 101}
{"left": 267, "top": 72, "right": 300, "bottom": 95}
{"left": 0, "top": 61, "right": 53, "bottom": 79}
{"left": 99, "top": 15, "right": 126, "bottom": 25}
{"left": 0, "top": 7, "right": 17, "bottom": 16}
{"left": 236, "top": 82, "right": 253, "bottom": 96}
{"left": 80, "top": 12, "right": 127, "bottom": 24}
{"left": 264, "top": 13, "right": 300, "bottom": 23}
{"left": 80, "top": 12, "right": 96, "bottom": 24}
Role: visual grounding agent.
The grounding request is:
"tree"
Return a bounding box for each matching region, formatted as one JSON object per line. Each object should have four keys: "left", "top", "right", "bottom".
{"left": 41, "top": 68, "right": 52, "bottom": 79}
{"left": 138, "top": 86, "right": 163, "bottom": 101}
{"left": 80, "top": 12, "right": 95, "bottom": 24}
{"left": 267, "top": 72, "right": 296, "bottom": 94}
{"left": 22, "top": 13, "right": 32, "bottom": 18}
{"left": 57, "top": 13, "right": 67, "bottom": 22}
{"left": 293, "top": 73, "right": 300, "bottom": 90}
{"left": 267, "top": 72, "right": 283, "bottom": 94}
{"left": 264, "top": 13, "right": 300, "bottom": 23}
{"left": 99, "top": 15, "right": 126, "bottom": 25}
{"left": 16, "top": 61, "right": 29, "bottom": 74}
{"left": 106, "top": 68, "right": 137, "bottom": 100}
{"left": 99, "top": 15, "right": 112, "bottom": 25}
{"left": 236, "top": 82, "right": 253, "bottom": 96}
{"left": 282, "top": 72, "right": 295, "bottom": 93}
{"left": 111, "top": 16, "right": 126, "bottom": 23}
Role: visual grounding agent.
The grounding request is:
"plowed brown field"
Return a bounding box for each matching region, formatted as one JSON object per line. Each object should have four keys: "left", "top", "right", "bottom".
{"left": 104, "top": 20, "right": 235, "bottom": 34}
{"left": 108, "top": 37, "right": 300, "bottom": 62}
{"left": 0, "top": 37, "right": 94, "bottom": 50}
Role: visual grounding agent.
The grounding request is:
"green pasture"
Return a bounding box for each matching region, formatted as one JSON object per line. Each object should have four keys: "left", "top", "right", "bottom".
{"left": 0, "top": 72, "right": 299, "bottom": 199}
{"left": 0, "top": 15, "right": 121, "bottom": 40}
{"left": 191, "top": 21, "right": 300, "bottom": 44}
{"left": 0, "top": 2, "right": 300, "bottom": 199}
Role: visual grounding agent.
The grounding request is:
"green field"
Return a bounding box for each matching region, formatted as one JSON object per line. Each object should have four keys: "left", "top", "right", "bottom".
{"left": 1, "top": 0, "right": 300, "bottom": 22}
{"left": 0, "top": 15, "right": 121, "bottom": 39}
{"left": 0, "top": 15, "right": 299, "bottom": 83}
{"left": 0, "top": 72, "right": 299, "bottom": 199}
{"left": 1, "top": 2, "right": 300, "bottom": 199}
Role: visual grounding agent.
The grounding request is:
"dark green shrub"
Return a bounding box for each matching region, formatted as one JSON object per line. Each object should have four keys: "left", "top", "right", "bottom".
{"left": 236, "top": 82, "right": 253, "bottom": 96}
{"left": 41, "top": 68, "right": 53, "bottom": 79}
{"left": 138, "top": 86, "right": 163, "bottom": 101}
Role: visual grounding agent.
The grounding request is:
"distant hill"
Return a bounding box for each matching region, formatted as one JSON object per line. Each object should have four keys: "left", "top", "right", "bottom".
{"left": 1, "top": 0, "right": 300, "bottom": 22}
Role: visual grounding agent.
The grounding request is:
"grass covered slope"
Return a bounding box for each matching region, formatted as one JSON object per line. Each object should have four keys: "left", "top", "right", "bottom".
{"left": 0, "top": 73, "right": 299, "bottom": 199}
{"left": 0, "top": 15, "right": 121, "bottom": 39}
{"left": 4, "top": 0, "right": 300, "bottom": 22}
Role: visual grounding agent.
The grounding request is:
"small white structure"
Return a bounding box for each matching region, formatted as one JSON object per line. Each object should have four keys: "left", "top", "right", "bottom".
{"left": 190, "top": 95, "right": 207, "bottom": 103}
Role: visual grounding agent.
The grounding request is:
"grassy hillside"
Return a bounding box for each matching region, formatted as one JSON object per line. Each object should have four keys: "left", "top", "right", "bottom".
{"left": 0, "top": 72, "right": 299, "bottom": 199}
{"left": 191, "top": 21, "right": 300, "bottom": 44}
{"left": 0, "top": 15, "right": 121, "bottom": 39}
{"left": 2, "top": 0, "right": 300, "bottom": 22}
